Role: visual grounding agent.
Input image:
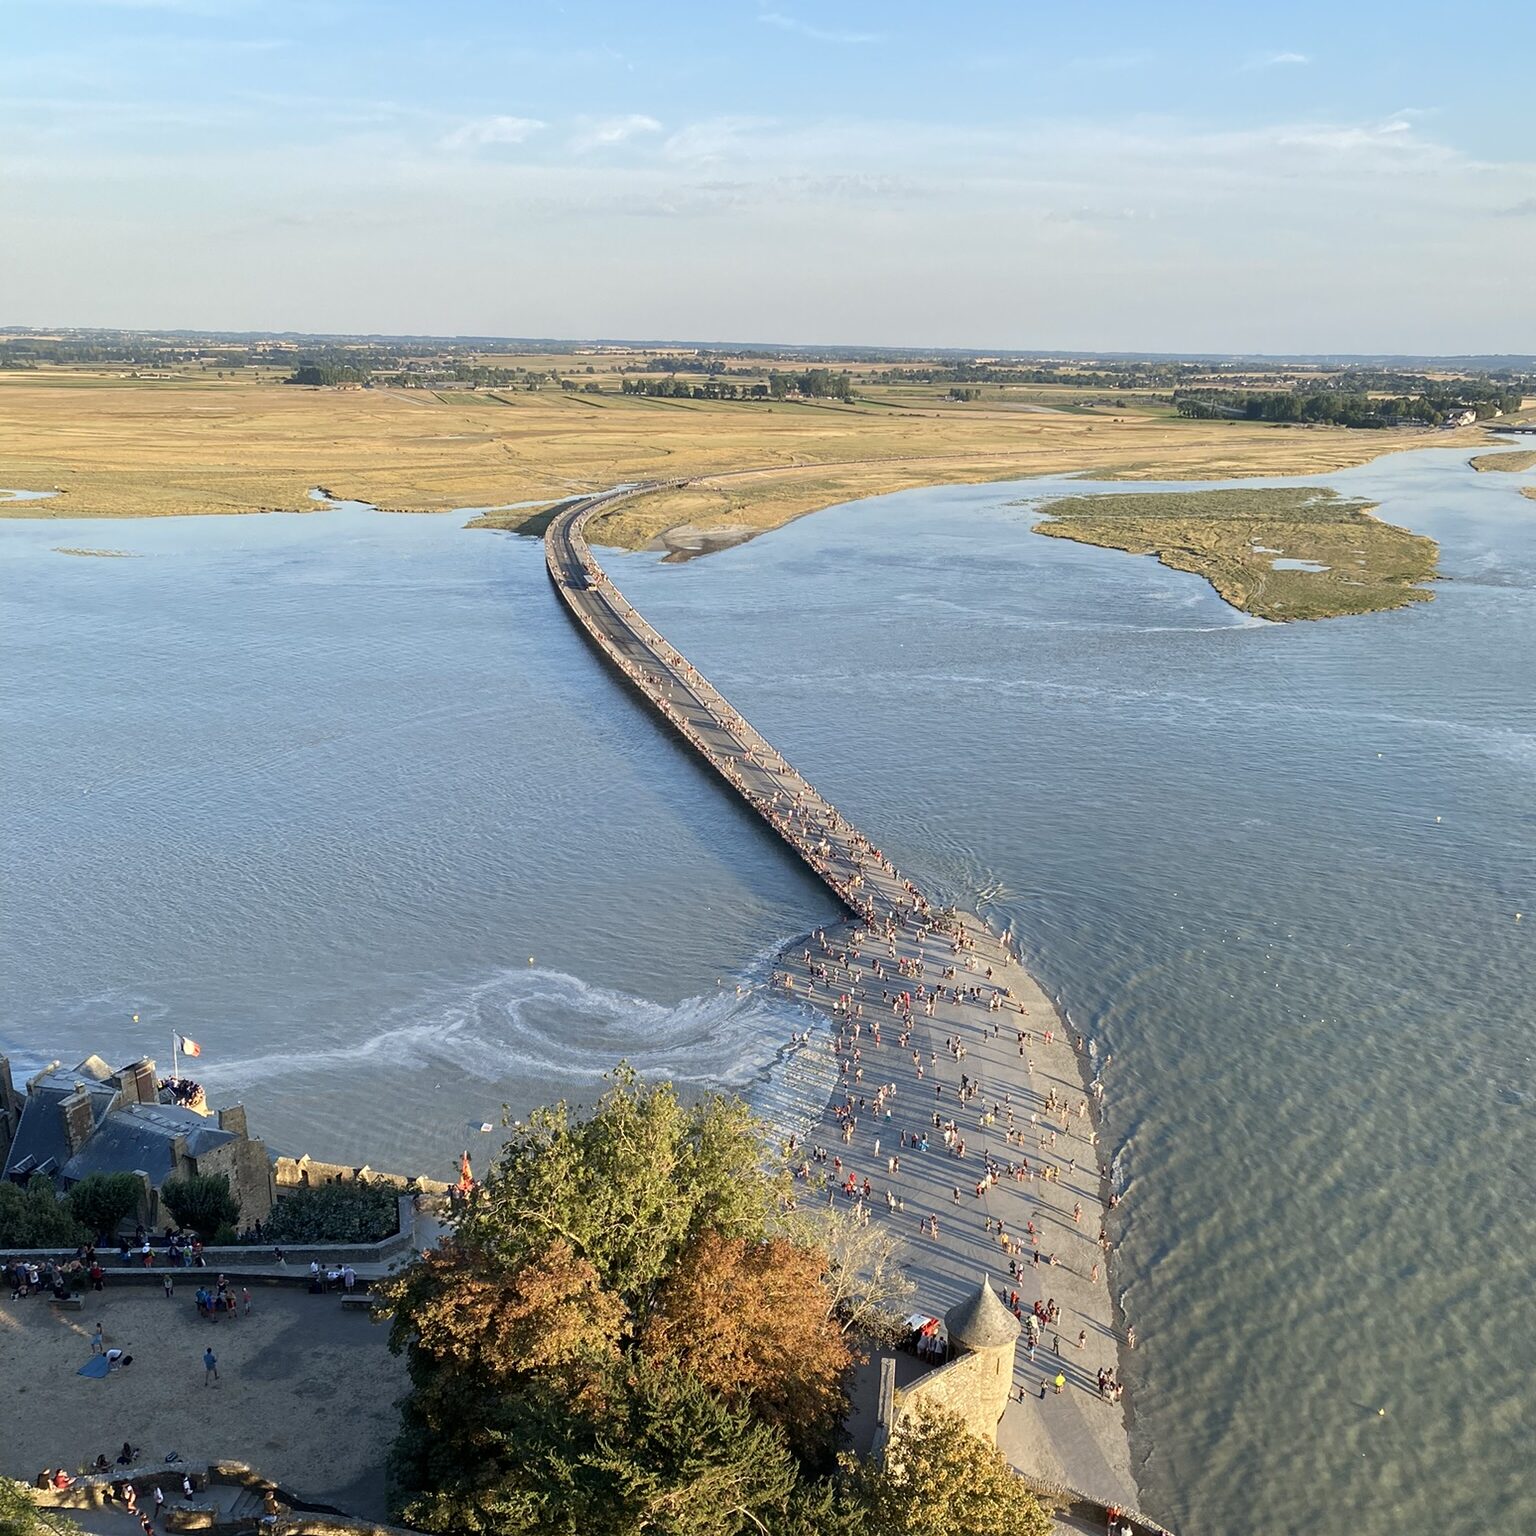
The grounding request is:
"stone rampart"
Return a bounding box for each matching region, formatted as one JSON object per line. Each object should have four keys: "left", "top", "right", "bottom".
{"left": 2, "top": 1195, "right": 428, "bottom": 1276}
{"left": 272, "top": 1155, "right": 450, "bottom": 1197}
{"left": 890, "top": 1349, "right": 1005, "bottom": 1444}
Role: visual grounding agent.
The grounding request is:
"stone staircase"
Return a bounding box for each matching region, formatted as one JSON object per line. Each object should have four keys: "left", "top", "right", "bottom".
{"left": 222, "top": 1485, "right": 269, "bottom": 1525}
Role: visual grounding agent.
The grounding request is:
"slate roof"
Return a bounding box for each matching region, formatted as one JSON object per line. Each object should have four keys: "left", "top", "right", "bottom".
{"left": 59, "top": 1102, "right": 235, "bottom": 1187}
{"left": 945, "top": 1275, "right": 1022, "bottom": 1349}
{"left": 2, "top": 1062, "right": 119, "bottom": 1180}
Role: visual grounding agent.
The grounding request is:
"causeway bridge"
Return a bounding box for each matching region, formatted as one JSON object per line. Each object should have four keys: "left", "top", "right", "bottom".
{"left": 545, "top": 484, "right": 931, "bottom": 932}
{"left": 544, "top": 484, "right": 1155, "bottom": 1527}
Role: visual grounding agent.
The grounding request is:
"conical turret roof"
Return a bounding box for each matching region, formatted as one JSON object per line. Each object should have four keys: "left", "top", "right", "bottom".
{"left": 944, "top": 1275, "right": 1021, "bottom": 1349}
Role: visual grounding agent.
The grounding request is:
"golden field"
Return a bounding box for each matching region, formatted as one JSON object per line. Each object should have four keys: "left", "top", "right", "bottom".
{"left": 0, "top": 368, "right": 1483, "bottom": 558}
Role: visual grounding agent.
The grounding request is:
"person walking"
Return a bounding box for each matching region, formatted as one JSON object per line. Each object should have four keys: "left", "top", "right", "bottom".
{"left": 203, "top": 1346, "right": 218, "bottom": 1386}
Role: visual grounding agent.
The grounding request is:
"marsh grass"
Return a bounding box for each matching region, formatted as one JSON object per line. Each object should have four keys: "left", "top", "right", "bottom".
{"left": 1031, "top": 487, "right": 1438, "bottom": 620}
{"left": 0, "top": 368, "right": 1471, "bottom": 564}
{"left": 1469, "top": 450, "right": 1536, "bottom": 472}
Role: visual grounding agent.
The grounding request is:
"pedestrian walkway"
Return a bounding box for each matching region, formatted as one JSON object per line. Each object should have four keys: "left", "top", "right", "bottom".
{"left": 545, "top": 486, "right": 1145, "bottom": 1511}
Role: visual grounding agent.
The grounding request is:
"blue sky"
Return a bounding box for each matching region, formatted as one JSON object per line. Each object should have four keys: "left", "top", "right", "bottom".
{"left": 4, "top": 0, "right": 1534, "bottom": 351}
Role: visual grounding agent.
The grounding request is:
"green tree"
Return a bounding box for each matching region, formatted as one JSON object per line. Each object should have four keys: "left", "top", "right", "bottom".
{"left": 0, "top": 1180, "right": 88, "bottom": 1249}
{"left": 400, "top": 1358, "right": 801, "bottom": 1536}
{"left": 455, "top": 1066, "right": 782, "bottom": 1321}
{"left": 160, "top": 1172, "right": 239, "bottom": 1238}
{"left": 848, "top": 1403, "right": 1052, "bottom": 1536}
{"left": 380, "top": 1068, "right": 839, "bottom": 1532}
{"left": 65, "top": 1173, "right": 143, "bottom": 1239}
{"left": 0, "top": 1478, "right": 82, "bottom": 1536}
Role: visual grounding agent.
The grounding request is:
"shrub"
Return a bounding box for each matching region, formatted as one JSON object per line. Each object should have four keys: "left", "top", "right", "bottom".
{"left": 160, "top": 1173, "right": 240, "bottom": 1238}
{"left": 65, "top": 1172, "right": 143, "bottom": 1239}
{"left": 0, "top": 1180, "right": 88, "bottom": 1249}
{"left": 264, "top": 1181, "right": 400, "bottom": 1245}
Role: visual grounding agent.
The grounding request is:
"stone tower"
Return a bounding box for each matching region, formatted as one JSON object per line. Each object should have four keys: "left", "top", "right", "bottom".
{"left": 944, "top": 1275, "right": 1021, "bottom": 1439}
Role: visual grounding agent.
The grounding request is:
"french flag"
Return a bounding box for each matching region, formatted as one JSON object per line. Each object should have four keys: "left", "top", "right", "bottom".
{"left": 177, "top": 1034, "right": 203, "bottom": 1058}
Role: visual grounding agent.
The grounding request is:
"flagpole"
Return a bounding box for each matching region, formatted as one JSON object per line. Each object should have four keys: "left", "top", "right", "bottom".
{"left": 172, "top": 1031, "right": 179, "bottom": 1082}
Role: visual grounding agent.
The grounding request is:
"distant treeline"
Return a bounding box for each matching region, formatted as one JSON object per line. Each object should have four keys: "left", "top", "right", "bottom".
{"left": 873, "top": 362, "right": 1202, "bottom": 389}
{"left": 286, "top": 361, "right": 369, "bottom": 386}
{"left": 621, "top": 368, "right": 853, "bottom": 401}
{"left": 1174, "top": 382, "right": 1522, "bottom": 427}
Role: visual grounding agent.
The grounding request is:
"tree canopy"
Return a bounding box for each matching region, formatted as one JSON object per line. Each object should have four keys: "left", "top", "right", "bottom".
{"left": 0, "top": 1180, "right": 87, "bottom": 1249}
{"left": 64, "top": 1172, "right": 143, "bottom": 1240}
{"left": 0, "top": 1480, "right": 81, "bottom": 1536}
{"left": 262, "top": 1180, "right": 399, "bottom": 1245}
{"left": 379, "top": 1066, "right": 1049, "bottom": 1536}
{"left": 852, "top": 1403, "right": 1053, "bottom": 1536}
{"left": 160, "top": 1172, "right": 239, "bottom": 1238}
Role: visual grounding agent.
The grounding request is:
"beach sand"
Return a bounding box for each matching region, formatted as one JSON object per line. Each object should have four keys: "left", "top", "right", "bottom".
{"left": 0, "top": 1286, "right": 406, "bottom": 1517}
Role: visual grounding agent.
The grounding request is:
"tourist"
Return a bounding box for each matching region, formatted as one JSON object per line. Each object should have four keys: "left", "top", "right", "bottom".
{"left": 52, "top": 1469, "right": 73, "bottom": 1490}
{"left": 204, "top": 1346, "right": 218, "bottom": 1385}
{"left": 91, "top": 1321, "right": 105, "bottom": 1354}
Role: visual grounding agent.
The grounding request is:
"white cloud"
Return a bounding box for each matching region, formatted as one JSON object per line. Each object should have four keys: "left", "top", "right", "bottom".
{"left": 440, "top": 115, "right": 546, "bottom": 151}
{"left": 1245, "top": 50, "right": 1311, "bottom": 70}
{"left": 758, "top": 11, "right": 880, "bottom": 44}
{"left": 662, "top": 116, "right": 777, "bottom": 163}
{"left": 570, "top": 114, "right": 662, "bottom": 153}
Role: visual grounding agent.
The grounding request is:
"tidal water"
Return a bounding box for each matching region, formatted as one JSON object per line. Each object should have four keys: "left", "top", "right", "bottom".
{"left": 3, "top": 445, "right": 1533, "bottom": 1535}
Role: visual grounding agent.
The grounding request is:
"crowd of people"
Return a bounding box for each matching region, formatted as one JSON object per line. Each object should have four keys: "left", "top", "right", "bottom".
{"left": 552, "top": 495, "right": 1140, "bottom": 1464}
{"left": 774, "top": 908, "right": 1136, "bottom": 1415}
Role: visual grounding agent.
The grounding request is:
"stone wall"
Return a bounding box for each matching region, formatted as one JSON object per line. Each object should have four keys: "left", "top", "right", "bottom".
{"left": 273, "top": 1155, "right": 450, "bottom": 1197}
{"left": 2, "top": 1194, "right": 423, "bottom": 1275}
{"left": 199, "top": 1135, "right": 276, "bottom": 1225}
{"left": 890, "top": 1348, "right": 1006, "bottom": 1445}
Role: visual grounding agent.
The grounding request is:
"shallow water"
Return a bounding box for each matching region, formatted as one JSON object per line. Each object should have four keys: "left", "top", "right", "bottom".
{"left": 3, "top": 444, "right": 1533, "bottom": 1534}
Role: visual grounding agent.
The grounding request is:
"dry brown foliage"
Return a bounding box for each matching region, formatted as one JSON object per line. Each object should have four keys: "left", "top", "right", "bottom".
{"left": 640, "top": 1231, "right": 853, "bottom": 1461}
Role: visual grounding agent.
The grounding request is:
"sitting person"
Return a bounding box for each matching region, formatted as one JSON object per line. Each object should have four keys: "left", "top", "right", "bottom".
{"left": 52, "top": 1469, "right": 73, "bottom": 1490}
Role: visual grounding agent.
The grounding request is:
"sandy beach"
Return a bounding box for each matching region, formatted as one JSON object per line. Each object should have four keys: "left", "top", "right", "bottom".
{"left": 0, "top": 1285, "right": 406, "bottom": 1518}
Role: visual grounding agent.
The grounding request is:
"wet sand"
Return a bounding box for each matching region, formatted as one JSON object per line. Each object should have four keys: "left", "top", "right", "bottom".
{"left": 774, "top": 909, "right": 1141, "bottom": 1509}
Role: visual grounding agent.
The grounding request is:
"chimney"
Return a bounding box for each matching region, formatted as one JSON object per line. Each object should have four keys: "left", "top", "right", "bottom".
{"left": 60, "top": 1087, "right": 96, "bottom": 1154}
{"left": 217, "top": 1104, "right": 248, "bottom": 1138}
{"left": 131, "top": 1059, "right": 158, "bottom": 1106}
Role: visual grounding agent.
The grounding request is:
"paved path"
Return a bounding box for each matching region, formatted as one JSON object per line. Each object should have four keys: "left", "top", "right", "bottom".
{"left": 546, "top": 487, "right": 1148, "bottom": 1518}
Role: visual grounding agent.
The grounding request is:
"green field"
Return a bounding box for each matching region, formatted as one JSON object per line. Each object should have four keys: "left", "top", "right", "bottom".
{"left": 1031, "top": 486, "right": 1439, "bottom": 621}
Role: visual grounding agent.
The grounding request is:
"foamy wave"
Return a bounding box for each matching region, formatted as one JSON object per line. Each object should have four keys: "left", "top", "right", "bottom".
{"left": 197, "top": 963, "right": 823, "bottom": 1108}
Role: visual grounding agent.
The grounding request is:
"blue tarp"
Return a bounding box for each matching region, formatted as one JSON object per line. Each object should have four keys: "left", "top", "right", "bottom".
{"left": 77, "top": 1355, "right": 111, "bottom": 1378}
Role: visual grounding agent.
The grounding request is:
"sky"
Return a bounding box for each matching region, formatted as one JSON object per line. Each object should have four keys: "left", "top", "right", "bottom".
{"left": 3, "top": 0, "right": 1534, "bottom": 353}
